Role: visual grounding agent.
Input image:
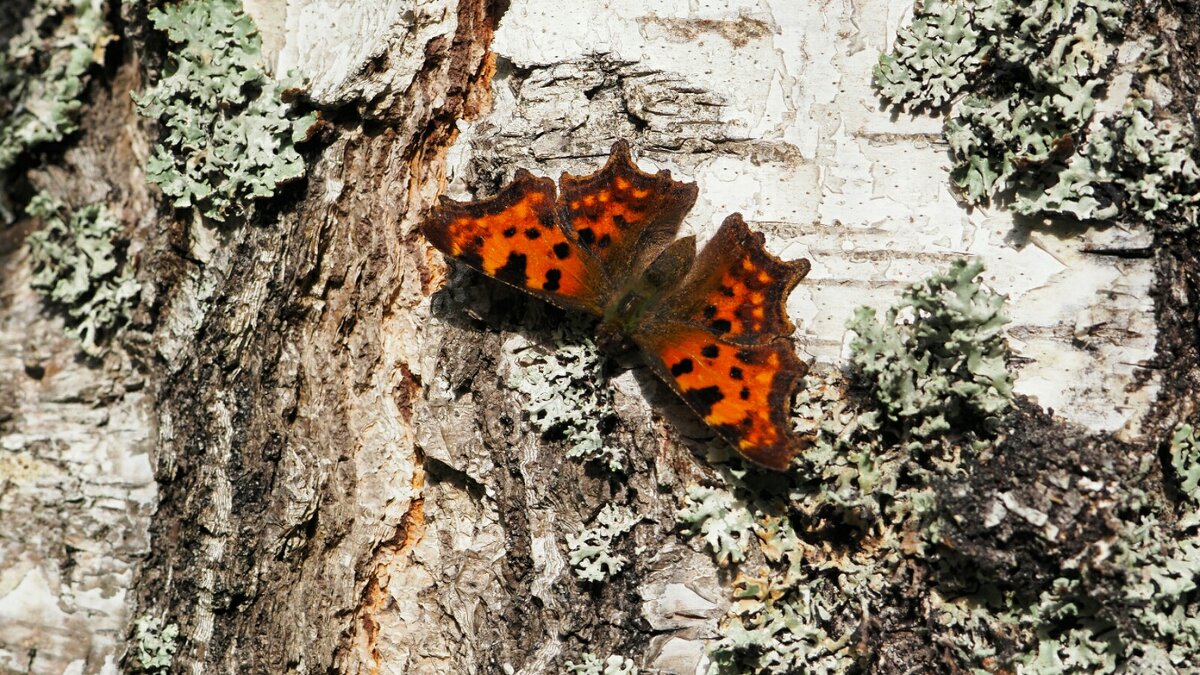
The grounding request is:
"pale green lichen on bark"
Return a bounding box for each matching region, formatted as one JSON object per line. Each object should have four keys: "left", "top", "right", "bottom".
{"left": 132, "top": 0, "right": 316, "bottom": 222}
{"left": 943, "top": 493, "right": 1200, "bottom": 673}
{"left": 0, "top": 0, "right": 110, "bottom": 179}
{"left": 1170, "top": 424, "right": 1200, "bottom": 503}
{"left": 26, "top": 192, "right": 139, "bottom": 355}
{"left": 847, "top": 259, "right": 1012, "bottom": 438}
{"left": 565, "top": 653, "right": 639, "bottom": 675}
{"left": 877, "top": 0, "right": 1200, "bottom": 227}
{"left": 565, "top": 504, "right": 639, "bottom": 582}
{"left": 131, "top": 615, "right": 178, "bottom": 674}
{"left": 505, "top": 321, "right": 626, "bottom": 471}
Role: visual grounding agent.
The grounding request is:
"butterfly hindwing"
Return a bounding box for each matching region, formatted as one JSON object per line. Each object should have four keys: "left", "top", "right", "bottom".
{"left": 635, "top": 323, "right": 809, "bottom": 470}
{"left": 422, "top": 169, "right": 608, "bottom": 314}
{"left": 659, "top": 213, "right": 811, "bottom": 345}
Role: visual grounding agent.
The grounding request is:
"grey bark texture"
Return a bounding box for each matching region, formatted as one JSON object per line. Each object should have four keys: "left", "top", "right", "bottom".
{"left": 1, "top": 0, "right": 1199, "bottom": 674}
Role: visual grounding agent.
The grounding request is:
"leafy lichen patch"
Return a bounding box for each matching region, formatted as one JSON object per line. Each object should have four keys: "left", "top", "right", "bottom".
{"left": 0, "top": 0, "right": 110, "bottom": 184}
{"left": 131, "top": 615, "right": 178, "bottom": 674}
{"left": 1171, "top": 424, "right": 1200, "bottom": 503}
{"left": 565, "top": 504, "right": 639, "bottom": 582}
{"left": 26, "top": 192, "right": 139, "bottom": 355}
{"left": 504, "top": 321, "right": 625, "bottom": 471}
{"left": 133, "top": 0, "right": 316, "bottom": 222}
{"left": 565, "top": 652, "right": 639, "bottom": 675}
{"left": 847, "top": 259, "right": 1012, "bottom": 439}
{"left": 877, "top": 0, "right": 1200, "bottom": 227}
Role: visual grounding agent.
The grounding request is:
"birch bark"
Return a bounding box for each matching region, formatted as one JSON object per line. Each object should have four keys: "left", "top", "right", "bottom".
{"left": 0, "top": 0, "right": 1185, "bottom": 673}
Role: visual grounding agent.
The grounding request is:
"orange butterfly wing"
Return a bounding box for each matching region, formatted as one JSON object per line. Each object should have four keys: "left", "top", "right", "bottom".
{"left": 663, "top": 213, "right": 811, "bottom": 344}
{"left": 422, "top": 142, "right": 698, "bottom": 314}
{"left": 422, "top": 169, "right": 608, "bottom": 314}
{"left": 558, "top": 141, "right": 698, "bottom": 275}
{"left": 636, "top": 214, "right": 812, "bottom": 470}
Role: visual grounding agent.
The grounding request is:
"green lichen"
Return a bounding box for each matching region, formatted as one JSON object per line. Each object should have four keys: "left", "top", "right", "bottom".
{"left": 131, "top": 615, "right": 178, "bottom": 674}
{"left": 0, "top": 0, "right": 110, "bottom": 181}
{"left": 566, "top": 504, "right": 638, "bottom": 582}
{"left": 847, "top": 259, "right": 1011, "bottom": 439}
{"left": 676, "top": 484, "right": 757, "bottom": 567}
{"left": 938, "top": 504, "right": 1200, "bottom": 673}
{"left": 505, "top": 323, "right": 625, "bottom": 471}
{"left": 26, "top": 192, "right": 139, "bottom": 355}
{"left": 1170, "top": 424, "right": 1200, "bottom": 503}
{"left": 133, "top": 0, "right": 316, "bottom": 222}
{"left": 565, "top": 653, "right": 638, "bottom": 675}
{"left": 877, "top": 0, "right": 1200, "bottom": 227}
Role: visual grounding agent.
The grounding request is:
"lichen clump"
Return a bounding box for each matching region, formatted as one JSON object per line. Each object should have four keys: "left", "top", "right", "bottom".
{"left": 133, "top": 0, "right": 316, "bottom": 222}
{"left": 1171, "top": 424, "right": 1200, "bottom": 503}
{"left": 565, "top": 653, "right": 639, "bottom": 675}
{"left": 565, "top": 504, "right": 638, "bottom": 582}
{"left": 506, "top": 323, "right": 625, "bottom": 471}
{"left": 876, "top": 0, "right": 1200, "bottom": 226}
{"left": 847, "top": 259, "right": 1011, "bottom": 438}
{"left": 27, "top": 193, "right": 139, "bottom": 354}
{"left": 131, "top": 615, "right": 178, "bottom": 674}
{"left": 0, "top": 0, "right": 110, "bottom": 181}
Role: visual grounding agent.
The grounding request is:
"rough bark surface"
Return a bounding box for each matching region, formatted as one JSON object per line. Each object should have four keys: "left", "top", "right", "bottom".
{"left": 0, "top": 55, "right": 158, "bottom": 674}
{"left": 0, "top": 0, "right": 1196, "bottom": 674}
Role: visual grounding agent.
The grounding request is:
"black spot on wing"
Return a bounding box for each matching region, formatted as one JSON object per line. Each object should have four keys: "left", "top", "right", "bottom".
{"left": 701, "top": 344, "right": 719, "bottom": 358}
{"left": 553, "top": 243, "right": 571, "bottom": 259}
{"left": 597, "top": 233, "right": 612, "bottom": 249}
{"left": 685, "top": 386, "right": 726, "bottom": 417}
{"left": 671, "top": 358, "right": 694, "bottom": 377}
{"left": 710, "top": 319, "right": 732, "bottom": 334}
{"left": 543, "top": 268, "right": 562, "bottom": 291}
{"left": 525, "top": 228, "right": 541, "bottom": 239}
{"left": 496, "top": 252, "right": 528, "bottom": 286}
{"left": 729, "top": 367, "right": 743, "bottom": 380}
{"left": 503, "top": 227, "right": 517, "bottom": 238}
{"left": 578, "top": 228, "right": 596, "bottom": 245}
{"left": 739, "top": 387, "right": 750, "bottom": 400}
{"left": 703, "top": 305, "right": 717, "bottom": 319}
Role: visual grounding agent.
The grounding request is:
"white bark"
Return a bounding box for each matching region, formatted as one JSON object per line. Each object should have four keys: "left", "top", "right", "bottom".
{"left": 0, "top": 0, "right": 1161, "bottom": 672}
{"left": 452, "top": 0, "right": 1156, "bottom": 434}
{"left": 0, "top": 252, "right": 155, "bottom": 674}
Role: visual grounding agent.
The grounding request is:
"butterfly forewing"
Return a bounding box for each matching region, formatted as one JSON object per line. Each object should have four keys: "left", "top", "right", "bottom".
{"left": 422, "top": 169, "right": 609, "bottom": 315}
{"left": 559, "top": 141, "right": 699, "bottom": 276}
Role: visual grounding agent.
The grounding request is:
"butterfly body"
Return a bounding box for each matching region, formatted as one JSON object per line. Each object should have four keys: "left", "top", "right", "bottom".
{"left": 423, "top": 142, "right": 812, "bottom": 470}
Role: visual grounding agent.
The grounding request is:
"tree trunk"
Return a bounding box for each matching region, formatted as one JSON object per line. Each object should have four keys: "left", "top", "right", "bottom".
{"left": 1, "top": 0, "right": 1196, "bottom": 674}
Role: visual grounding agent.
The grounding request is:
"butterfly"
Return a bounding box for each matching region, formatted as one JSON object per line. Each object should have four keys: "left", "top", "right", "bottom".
{"left": 422, "top": 141, "right": 812, "bottom": 470}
